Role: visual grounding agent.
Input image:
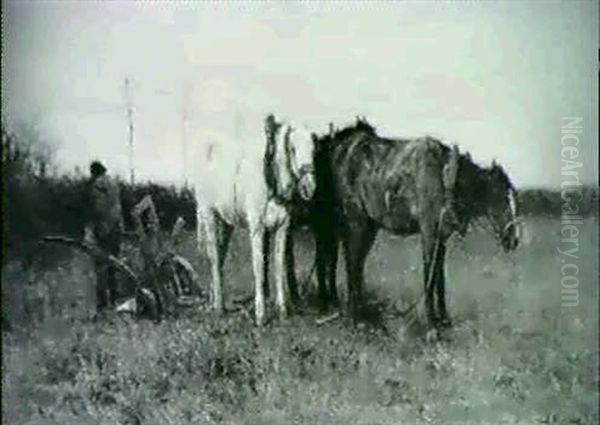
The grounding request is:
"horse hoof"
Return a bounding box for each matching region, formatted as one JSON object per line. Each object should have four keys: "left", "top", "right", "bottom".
{"left": 438, "top": 317, "right": 453, "bottom": 330}
{"left": 425, "top": 328, "right": 439, "bottom": 343}
{"left": 255, "top": 315, "right": 266, "bottom": 327}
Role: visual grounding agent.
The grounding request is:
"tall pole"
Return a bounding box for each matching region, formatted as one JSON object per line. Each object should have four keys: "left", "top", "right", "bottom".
{"left": 181, "top": 113, "right": 188, "bottom": 188}
{"left": 124, "top": 76, "right": 135, "bottom": 186}
{"left": 180, "top": 83, "right": 193, "bottom": 188}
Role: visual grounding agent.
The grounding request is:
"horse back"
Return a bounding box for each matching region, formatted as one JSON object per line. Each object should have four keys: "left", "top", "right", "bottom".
{"left": 330, "top": 135, "right": 448, "bottom": 235}
{"left": 195, "top": 138, "right": 269, "bottom": 226}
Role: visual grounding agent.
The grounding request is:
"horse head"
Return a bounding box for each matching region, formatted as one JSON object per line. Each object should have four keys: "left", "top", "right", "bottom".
{"left": 285, "top": 125, "right": 316, "bottom": 201}
{"left": 264, "top": 114, "right": 315, "bottom": 203}
{"left": 485, "top": 160, "right": 520, "bottom": 252}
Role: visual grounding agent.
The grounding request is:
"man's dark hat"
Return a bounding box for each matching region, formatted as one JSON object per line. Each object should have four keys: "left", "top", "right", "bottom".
{"left": 90, "top": 160, "right": 107, "bottom": 177}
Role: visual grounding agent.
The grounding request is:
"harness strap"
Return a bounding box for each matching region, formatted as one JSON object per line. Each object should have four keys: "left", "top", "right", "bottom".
{"left": 268, "top": 163, "right": 314, "bottom": 208}
{"left": 389, "top": 207, "right": 446, "bottom": 324}
{"left": 503, "top": 217, "right": 522, "bottom": 233}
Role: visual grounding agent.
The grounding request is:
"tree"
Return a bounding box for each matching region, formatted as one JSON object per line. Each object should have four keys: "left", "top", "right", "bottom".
{"left": 1, "top": 116, "right": 59, "bottom": 260}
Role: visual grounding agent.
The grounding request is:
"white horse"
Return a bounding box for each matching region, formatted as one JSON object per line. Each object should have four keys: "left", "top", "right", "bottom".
{"left": 195, "top": 114, "right": 316, "bottom": 325}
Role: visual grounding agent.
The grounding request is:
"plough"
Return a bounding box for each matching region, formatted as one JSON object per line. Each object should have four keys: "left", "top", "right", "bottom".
{"left": 40, "top": 195, "right": 204, "bottom": 319}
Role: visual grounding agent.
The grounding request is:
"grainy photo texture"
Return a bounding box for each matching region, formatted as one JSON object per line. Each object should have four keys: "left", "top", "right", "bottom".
{"left": 1, "top": 1, "right": 598, "bottom": 424}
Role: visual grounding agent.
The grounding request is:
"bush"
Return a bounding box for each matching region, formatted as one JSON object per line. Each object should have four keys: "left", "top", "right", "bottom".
{"left": 519, "top": 187, "right": 598, "bottom": 217}
{"left": 119, "top": 182, "right": 196, "bottom": 233}
{"left": 2, "top": 124, "right": 196, "bottom": 263}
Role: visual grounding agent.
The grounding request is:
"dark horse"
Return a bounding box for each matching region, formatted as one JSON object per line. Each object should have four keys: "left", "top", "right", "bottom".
{"left": 292, "top": 118, "right": 520, "bottom": 329}
{"left": 285, "top": 126, "right": 340, "bottom": 308}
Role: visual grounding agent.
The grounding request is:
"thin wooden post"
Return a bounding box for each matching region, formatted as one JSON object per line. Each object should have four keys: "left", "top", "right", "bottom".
{"left": 124, "top": 77, "right": 135, "bottom": 186}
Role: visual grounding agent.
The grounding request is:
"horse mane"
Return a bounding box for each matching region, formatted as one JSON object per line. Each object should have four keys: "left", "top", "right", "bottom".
{"left": 332, "top": 117, "right": 377, "bottom": 140}
{"left": 263, "top": 114, "right": 303, "bottom": 202}
{"left": 489, "top": 161, "right": 515, "bottom": 190}
{"left": 449, "top": 149, "right": 516, "bottom": 226}
{"left": 457, "top": 152, "right": 514, "bottom": 192}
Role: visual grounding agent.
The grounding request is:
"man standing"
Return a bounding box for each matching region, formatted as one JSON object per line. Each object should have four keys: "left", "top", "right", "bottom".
{"left": 84, "top": 161, "right": 124, "bottom": 311}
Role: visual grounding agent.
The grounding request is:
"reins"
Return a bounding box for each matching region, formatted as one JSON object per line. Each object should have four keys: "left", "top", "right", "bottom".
{"left": 393, "top": 207, "right": 520, "bottom": 325}
{"left": 388, "top": 206, "right": 447, "bottom": 325}
{"left": 502, "top": 217, "right": 523, "bottom": 234}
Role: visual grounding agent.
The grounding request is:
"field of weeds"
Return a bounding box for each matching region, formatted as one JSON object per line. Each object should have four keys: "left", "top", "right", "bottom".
{"left": 2, "top": 216, "right": 598, "bottom": 424}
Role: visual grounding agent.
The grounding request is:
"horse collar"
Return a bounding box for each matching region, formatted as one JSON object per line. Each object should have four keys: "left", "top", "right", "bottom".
{"left": 268, "top": 186, "right": 294, "bottom": 208}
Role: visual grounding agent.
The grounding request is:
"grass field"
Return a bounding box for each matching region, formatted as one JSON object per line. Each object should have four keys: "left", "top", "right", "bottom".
{"left": 2, "top": 216, "right": 598, "bottom": 425}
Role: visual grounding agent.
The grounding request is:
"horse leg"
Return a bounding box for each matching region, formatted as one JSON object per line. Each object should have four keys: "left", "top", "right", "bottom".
{"left": 316, "top": 228, "right": 339, "bottom": 309}
{"left": 421, "top": 246, "right": 435, "bottom": 328}
{"left": 327, "top": 233, "right": 340, "bottom": 307}
{"left": 198, "top": 205, "right": 218, "bottom": 310}
{"left": 262, "top": 230, "right": 271, "bottom": 300}
{"left": 433, "top": 242, "right": 451, "bottom": 328}
{"left": 274, "top": 216, "right": 291, "bottom": 320}
{"left": 285, "top": 227, "right": 300, "bottom": 305}
{"left": 421, "top": 225, "right": 447, "bottom": 327}
{"left": 203, "top": 210, "right": 232, "bottom": 315}
{"left": 249, "top": 223, "right": 267, "bottom": 326}
{"left": 315, "top": 230, "right": 330, "bottom": 309}
{"left": 342, "top": 220, "right": 377, "bottom": 322}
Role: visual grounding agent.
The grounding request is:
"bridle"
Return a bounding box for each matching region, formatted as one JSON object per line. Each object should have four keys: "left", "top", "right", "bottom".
{"left": 284, "top": 127, "right": 314, "bottom": 184}
{"left": 266, "top": 123, "right": 314, "bottom": 206}
{"left": 490, "top": 199, "right": 522, "bottom": 243}
{"left": 259, "top": 121, "right": 316, "bottom": 233}
{"left": 293, "top": 163, "right": 314, "bottom": 186}
{"left": 503, "top": 216, "right": 522, "bottom": 233}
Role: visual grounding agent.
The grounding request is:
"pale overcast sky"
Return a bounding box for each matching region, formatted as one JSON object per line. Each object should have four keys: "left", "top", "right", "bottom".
{"left": 2, "top": 0, "right": 598, "bottom": 188}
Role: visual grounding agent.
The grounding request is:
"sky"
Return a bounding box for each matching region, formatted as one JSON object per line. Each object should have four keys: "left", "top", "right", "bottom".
{"left": 2, "top": 0, "right": 598, "bottom": 188}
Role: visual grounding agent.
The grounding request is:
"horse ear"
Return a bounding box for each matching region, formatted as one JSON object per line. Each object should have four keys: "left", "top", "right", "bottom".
{"left": 312, "top": 133, "right": 322, "bottom": 150}
{"left": 443, "top": 144, "right": 460, "bottom": 190}
{"left": 265, "top": 114, "right": 275, "bottom": 131}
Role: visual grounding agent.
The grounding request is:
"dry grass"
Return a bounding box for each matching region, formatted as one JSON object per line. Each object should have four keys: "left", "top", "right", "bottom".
{"left": 2, "top": 216, "right": 598, "bottom": 424}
